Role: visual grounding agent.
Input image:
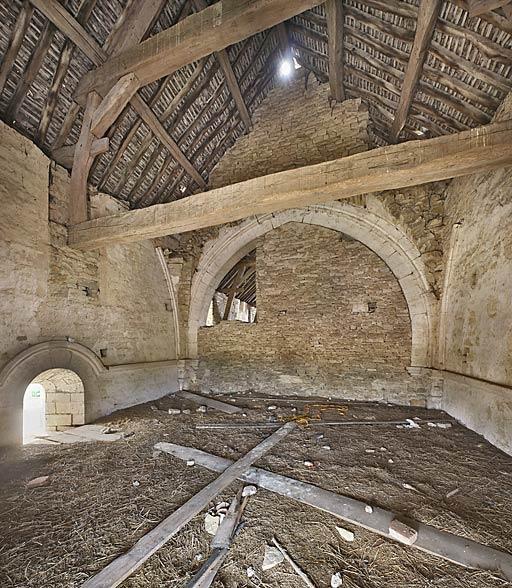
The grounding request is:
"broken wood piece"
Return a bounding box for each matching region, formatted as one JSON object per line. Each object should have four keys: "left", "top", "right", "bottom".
{"left": 185, "top": 548, "right": 228, "bottom": 588}
{"left": 271, "top": 537, "right": 316, "bottom": 588}
{"left": 188, "top": 490, "right": 251, "bottom": 588}
{"left": 155, "top": 442, "right": 512, "bottom": 581}
{"left": 389, "top": 519, "right": 418, "bottom": 545}
{"left": 90, "top": 72, "right": 139, "bottom": 138}
{"left": 81, "top": 422, "right": 295, "bottom": 587}
{"left": 177, "top": 390, "right": 243, "bottom": 414}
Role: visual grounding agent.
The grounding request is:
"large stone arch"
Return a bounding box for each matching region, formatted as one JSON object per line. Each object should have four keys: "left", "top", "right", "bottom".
{"left": 0, "top": 340, "right": 106, "bottom": 446}
{"left": 188, "top": 202, "right": 437, "bottom": 367}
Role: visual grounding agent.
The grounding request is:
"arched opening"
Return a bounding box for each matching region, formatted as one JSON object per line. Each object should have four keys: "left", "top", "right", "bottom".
{"left": 22, "top": 369, "right": 85, "bottom": 444}
{"left": 188, "top": 203, "right": 437, "bottom": 366}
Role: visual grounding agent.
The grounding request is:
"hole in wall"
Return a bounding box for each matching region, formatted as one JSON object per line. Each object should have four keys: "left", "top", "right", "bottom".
{"left": 206, "top": 249, "right": 257, "bottom": 325}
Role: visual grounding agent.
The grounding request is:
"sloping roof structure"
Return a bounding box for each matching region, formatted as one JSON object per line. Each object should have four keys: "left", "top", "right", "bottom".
{"left": 0, "top": 0, "right": 511, "bottom": 209}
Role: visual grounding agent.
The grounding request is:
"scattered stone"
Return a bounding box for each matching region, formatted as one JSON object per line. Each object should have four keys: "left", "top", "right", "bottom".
{"left": 427, "top": 422, "right": 436, "bottom": 427}
{"left": 168, "top": 408, "right": 181, "bottom": 415}
{"left": 186, "top": 459, "right": 195, "bottom": 466}
{"left": 204, "top": 512, "right": 221, "bottom": 536}
{"left": 291, "top": 407, "right": 297, "bottom": 412}
{"left": 405, "top": 418, "right": 420, "bottom": 429}
{"left": 102, "top": 426, "right": 120, "bottom": 434}
{"left": 365, "top": 505, "right": 373, "bottom": 514}
{"left": 336, "top": 526, "right": 355, "bottom": 542}
{"left": 182, "top": 409, "right": 191, "bottom": 415}
{"left": 150, "top": 405, "right": 158, "bottom": 411}
{"left": 242, "top": 413, "right": 248, "bottom": 417}
{"left": 403, "top": 483, "right": 416, "bottom": 491}
{"left": 316, "top": 434, "right": 324, "bottom": 440}
{"left": 331, "top": 571, "right": 344, "bottom": 587}
{"left": 304, "top": 460, "right": 314, "bottom": 468}
{"left": 388, "top": 458, "right": 394, "bottom": 464}
{"left": 196, "top": 405, "right": 207, "bottom": 413}
{"left": 27, "top": 475, "right": 49, "bottom": 488}
{"left": 195, "top": 553, "right": 204, "bottom": 561}
{"left": 437, "top": 423, "right": 452, "bottom": 429}
{"left": 365, "top": 449, "right": 375, "bottom": 453}
{"left": 446, "top": 488, "right": 460, "bottom": 499}
{"left": 380, "top": 447, "right": 387, "bottom": 452}
{"left": 262, "top": 545, "right": 284, "bottom": 570}
{"left": 322, "top": 445, "right": 331, "bottom": 450}
{"left": 389, "top": 519, "right": 418, "bottom": 545}
{"left": 242, "top": 485, "right": 258, "bottom": 497}
{"left": 132, "top": 480, "right": 140, "bottom": 487}
{"left": 267, "top": 405, "right": 277, "bottom": 411}
{"left": 246, "top": 566, "right": 256, "bottom": 578}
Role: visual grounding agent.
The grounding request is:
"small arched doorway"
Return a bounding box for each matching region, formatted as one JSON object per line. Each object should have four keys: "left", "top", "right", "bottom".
{"left": 22, "top": 369, "right": 85, "bottom": 444}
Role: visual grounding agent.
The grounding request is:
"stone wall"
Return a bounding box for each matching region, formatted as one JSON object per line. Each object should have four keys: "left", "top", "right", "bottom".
{"left": 33, "top": 368, "right": 85, "bottom": 431}
{"left": 209, "top": 75, "right": 369, "bottom": 188}
{"left": 198, "top": 223, "right": 426, "bottom": 404}
{"left": 436, "top": 94, "right": 512, "bottom": 453}
{"left": 0, "top": 120, "right": 179, "bottom": 444}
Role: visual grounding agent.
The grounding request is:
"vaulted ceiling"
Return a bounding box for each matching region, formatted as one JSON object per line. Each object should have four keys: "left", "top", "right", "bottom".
{"left": 0, "top": 0, "right": 511, "bottom": 210}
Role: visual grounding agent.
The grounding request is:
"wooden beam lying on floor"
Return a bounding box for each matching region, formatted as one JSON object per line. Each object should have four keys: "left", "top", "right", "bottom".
{"left": 74, "top": 0, "right": 325, "bottom": 100}
{"left": 81, "top": 422, "right": 296, "bottom": 588}
{"left": 68, "top": 119, "right": 512, "bottom": 250}
{"left": 176, "top": 390, "right": 243, "bottom": 414}
{"left": 156, "top": 442, "right": 512, "bottom": 581}
{"left": 390, "top": 0, "right": 442, "bottom": 142}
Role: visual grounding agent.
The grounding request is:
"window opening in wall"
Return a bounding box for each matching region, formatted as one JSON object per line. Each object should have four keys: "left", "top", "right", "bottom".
{"left": 206, "top": 250, "right": 257, "bottom": 325}
{"left": 22, "top": 369, "right": 85, "bottom": 444}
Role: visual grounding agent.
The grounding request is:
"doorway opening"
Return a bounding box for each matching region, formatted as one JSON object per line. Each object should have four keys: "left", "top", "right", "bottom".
{"left": 22, "top": 369, "right": 85, "bottom": 444}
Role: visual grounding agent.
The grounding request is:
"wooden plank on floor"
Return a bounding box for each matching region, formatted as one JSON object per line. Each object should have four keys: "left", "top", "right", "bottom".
{"left": 155, "top": 442, "right": 512, "bottom": 581}
{"left": 81, "top": 422, "right": 296, "bottom": 587}
{"left": 177, "top": 390, "right": 243, "bottom": 414}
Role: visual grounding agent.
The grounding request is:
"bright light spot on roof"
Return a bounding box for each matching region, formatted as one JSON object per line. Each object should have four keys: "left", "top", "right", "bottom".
{"left": 293, "top": 57, "right": 301, "bottom": 69}
{"left": 279, "top": 59, "right": 293, "bottom": 77}
{"left": 180, "top": 185, "right": 187, "bottom": 193}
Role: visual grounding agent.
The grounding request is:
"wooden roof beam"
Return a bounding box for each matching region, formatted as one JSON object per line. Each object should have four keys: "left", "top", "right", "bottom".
{"left": 325, "top": 0, "right": 345, "bottom": 102}
{"left": 390, "top": 0, "right": 442, "bottom": 142}
{"left": 69, "top": 119, "right": 512, "bottom": 249}
{"left": 29, "top": 0, "right": 206, "bottom": 190}
{"left": 465, "top": 0, "right": 512, "bottom": 16}
{"left": 74, "top": 0, "right": 325, "bottom": 101}
{"left": 191, "top": 0, "right": 252, "bottom": 132}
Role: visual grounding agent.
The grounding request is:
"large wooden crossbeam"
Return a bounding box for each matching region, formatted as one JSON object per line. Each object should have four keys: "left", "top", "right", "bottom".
{"left": 73, "top": 0, "right": 325, "bottom": 101}
{"left": 390, "top": 0, "right": 442, "bottom": 142}
{"left": 68, "top": 119, "right": 512, "bottom": 250}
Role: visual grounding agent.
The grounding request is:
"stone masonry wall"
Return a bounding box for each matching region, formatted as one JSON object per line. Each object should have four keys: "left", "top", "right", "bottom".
{"left": 198, "top": 223, "right": 426, "bottom": 404}
{"left": 0, "top": 119, "right": 176, "bottom": 369}
{"left": 0, "top": 120, "right": 179, "bottom": 440}
{"left": 209, "top": 75, "right": 369, "bottom": 189}
{"left": 33, "top": 368, "right": 85, "bottom": 431}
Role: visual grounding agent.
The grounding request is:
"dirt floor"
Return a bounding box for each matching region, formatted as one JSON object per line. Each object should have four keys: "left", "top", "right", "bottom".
{"left": 0, "top": 393, "right": 511, "bottom": 588}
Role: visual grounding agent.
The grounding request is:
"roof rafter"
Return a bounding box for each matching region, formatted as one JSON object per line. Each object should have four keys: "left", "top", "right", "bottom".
{"left": 29, "top": 0, "right": 206, "bottom": 191}
{"left": 74, "top": 0, "right": 325, "bottom": 100}
{"left": 390, "top": 0, "right": 442, "bottom": 142}
{"left": 325, "top": 0, "right": 345, "bottom": 102}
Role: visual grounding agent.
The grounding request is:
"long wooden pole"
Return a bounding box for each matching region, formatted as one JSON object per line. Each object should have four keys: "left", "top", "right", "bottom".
{"left": 156, "top": 442, "right": 512, "bottom": 581}
{"left": 81, "top": 422, "right": 295, "bottom": 587}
